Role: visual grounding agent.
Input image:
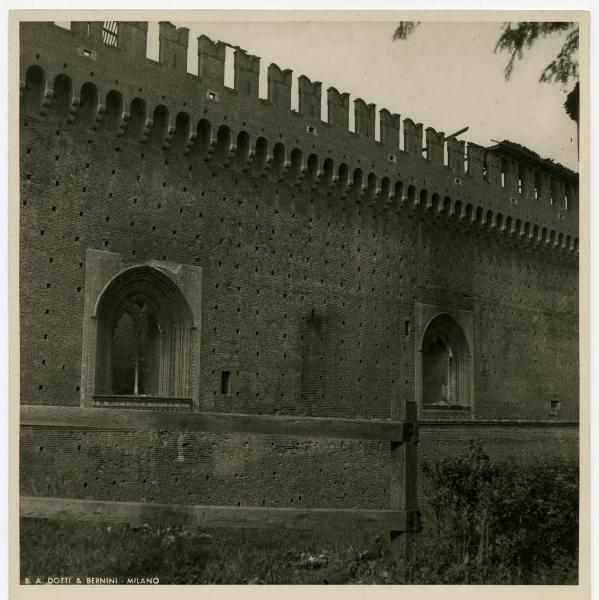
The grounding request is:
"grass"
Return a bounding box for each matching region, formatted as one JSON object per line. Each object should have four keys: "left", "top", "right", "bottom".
{"left": 20, "top": 513, "right": 578, "bottom": 585}
{"left": 21, "top": 519, "right": 404, "bottom": 584}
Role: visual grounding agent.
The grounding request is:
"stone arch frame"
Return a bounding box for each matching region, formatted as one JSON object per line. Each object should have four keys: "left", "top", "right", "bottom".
{"left": 414, "top": 303, "right": 474, "bottom": 418}
{"left": 94, "top": 266, "right": 194, "bottom": 398}
{"left": 80, "top": 249, "right": 202, "bottom": 410}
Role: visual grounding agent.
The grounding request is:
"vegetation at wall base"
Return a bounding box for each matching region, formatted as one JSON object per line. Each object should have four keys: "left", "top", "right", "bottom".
{"left": 413, "top": 441, "right": 579, "bottom": 584}
{"left": 20, "top": 442, "right": 578, "bottom": 585}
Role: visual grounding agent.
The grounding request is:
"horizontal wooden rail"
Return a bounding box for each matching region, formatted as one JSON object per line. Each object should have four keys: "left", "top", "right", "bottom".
{"left": 21, "top": 496, "right": 420, "bottom": 532}
{"left": 21, "top": 405, "right": 413, "bottom": 442}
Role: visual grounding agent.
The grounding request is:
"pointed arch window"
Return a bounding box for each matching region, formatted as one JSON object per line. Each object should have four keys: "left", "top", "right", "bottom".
{"left": 81, "top": 251, "right": 202, "bottom": 410}
{"left": 421, "top": 318, "right": 470, "bottom": 408}
{"left": 415, "top": 305, "right": 474, "bottom": 421}
{"left": 110, "top": 296, "right": 161, "bottom": 396}
{"left": 94, "top": 266, "right": 194, "bottom": 399}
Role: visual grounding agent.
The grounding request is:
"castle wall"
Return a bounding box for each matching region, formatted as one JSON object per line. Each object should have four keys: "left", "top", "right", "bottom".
{"left": 19, "top": 21, "right": 579, "bottom": 508}
{"left": 20, "top": 117, "right": 579, "bottom": 422}
{"left": 20, "top": 424, "right": 578, "bottom": 509}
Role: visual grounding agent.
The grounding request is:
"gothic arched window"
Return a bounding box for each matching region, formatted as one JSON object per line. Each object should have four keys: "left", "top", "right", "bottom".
{"left": 93, "top": 266, "right": 194, "bottom": 400}
{"left": 110, "top": 298, "right": 161, "bottom": 395}
{"left": 421, "top": 314, "right": 471, "bottom": 409}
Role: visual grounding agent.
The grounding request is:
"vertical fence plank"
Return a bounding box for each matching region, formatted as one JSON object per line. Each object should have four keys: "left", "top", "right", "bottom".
{"left": 389, "top": 400, "right": 418, "bottom": 581}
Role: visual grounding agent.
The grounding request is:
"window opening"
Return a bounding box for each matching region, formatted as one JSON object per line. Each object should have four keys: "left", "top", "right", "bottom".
{"left": 102, "top": 21, "right": 119, "bottom": 47}
{"left": 112, "top": 297, "right": 160, "bottom": 395}
{"left": 421, "top": 314, "right": 470, "bottom": 409}
{"left": 94, "top": 266, "right": 194, "bottom": 399}
{"left": 221, "top": 371, "right": 231, "bottom": 395}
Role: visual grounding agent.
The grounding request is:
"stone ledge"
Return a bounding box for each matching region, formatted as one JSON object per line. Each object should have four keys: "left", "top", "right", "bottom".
{"left": 92, "top": 395, "right": 193, "bottom": 411}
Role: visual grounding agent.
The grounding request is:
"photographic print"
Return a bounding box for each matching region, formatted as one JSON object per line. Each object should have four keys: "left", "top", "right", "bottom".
{"left": 12, "top": 9, "right": 587, "bottom": 592}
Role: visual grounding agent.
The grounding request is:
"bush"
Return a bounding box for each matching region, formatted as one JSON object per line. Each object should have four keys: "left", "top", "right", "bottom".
{"left": 414, "top": 441, "right": 578, "bottom": 583}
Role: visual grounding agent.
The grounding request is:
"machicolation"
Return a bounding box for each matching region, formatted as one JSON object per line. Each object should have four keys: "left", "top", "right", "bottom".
{"left": 21, "top": 21, "right": 578, "bottom": 251}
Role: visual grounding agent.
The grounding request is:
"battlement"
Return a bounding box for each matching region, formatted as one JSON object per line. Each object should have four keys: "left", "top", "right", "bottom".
{"left": 19, "top": 21, "right": 579, "bottom": 252}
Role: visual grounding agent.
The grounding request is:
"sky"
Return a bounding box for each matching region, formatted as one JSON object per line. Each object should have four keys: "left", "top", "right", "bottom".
{"left": 143, "top": 19, "right": 578, "bottom": 171}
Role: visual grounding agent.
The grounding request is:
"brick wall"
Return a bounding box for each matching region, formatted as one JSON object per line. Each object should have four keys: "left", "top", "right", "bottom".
{"left": 20, "top": 424, "right": 578, "bottom": 508}
{"left": 20, "top": 117, "right": 579, "bottom": 422}
{"left": 19, "top": 21, "right": 579, "bottom": 508}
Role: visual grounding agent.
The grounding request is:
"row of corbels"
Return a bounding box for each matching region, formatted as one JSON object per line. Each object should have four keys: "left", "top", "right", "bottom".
{"left": 20, "top": 77, "right": 578, "bottom": 253}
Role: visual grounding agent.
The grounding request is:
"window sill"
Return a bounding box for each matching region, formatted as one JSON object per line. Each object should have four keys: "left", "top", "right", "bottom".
{"left": 421, "top": 405, "right": 472, "bottom": 422}
{"left": 92, "top": 395, "right": 192, "bottom": 411}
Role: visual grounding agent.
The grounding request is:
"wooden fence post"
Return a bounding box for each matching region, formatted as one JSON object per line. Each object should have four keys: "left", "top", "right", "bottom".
{"left": 389, "top": 399, "right": 418, "bottom": 581}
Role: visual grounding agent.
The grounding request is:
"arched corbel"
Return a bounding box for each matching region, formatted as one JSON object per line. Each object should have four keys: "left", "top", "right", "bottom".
{"left": 161, "top": 124, "right": 176, "bottom": 150}
{"left": 66, "top": 95, "right": 80, "bottom": 124}
{"left": 91, "top": 104, "right": 106, "bottom": 131}
{"left": 223, "top": 142, "right": 237, "bottom": 167}
{"left": 116, "top": 111, "right": 130, "bottom": 137}
{"left": 138, "top": 118, "right": 153, "bottom": 144}
{"left": 259, "top": 153, "right": 274, "bottom": 178}
{"left": 183, "top": 130, "right": 197, "bottom": 156}
{"left": 277, "top": 159, "right": 291, "bottom": 182}
{"left": 326, "top": 173, "right": 339, "bottom": 195}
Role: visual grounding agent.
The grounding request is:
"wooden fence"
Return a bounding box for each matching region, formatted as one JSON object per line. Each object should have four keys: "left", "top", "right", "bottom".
{"left": 20, "top": 402, "right": 419, "bottom": 574}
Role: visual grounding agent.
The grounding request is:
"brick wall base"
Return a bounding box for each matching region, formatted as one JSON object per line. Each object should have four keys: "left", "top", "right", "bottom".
{"left": 20, "top": 422, "right": 578, "bottom": 510}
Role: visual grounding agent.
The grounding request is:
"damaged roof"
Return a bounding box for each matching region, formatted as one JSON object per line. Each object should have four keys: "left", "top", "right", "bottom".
{"left": 486, "top": 140, "right": 578, "bottom": 182}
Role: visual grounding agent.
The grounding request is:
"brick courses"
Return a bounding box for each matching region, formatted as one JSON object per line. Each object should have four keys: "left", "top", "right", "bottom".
{"left": 19, "top": 21, "right": 579, "bottom": 507}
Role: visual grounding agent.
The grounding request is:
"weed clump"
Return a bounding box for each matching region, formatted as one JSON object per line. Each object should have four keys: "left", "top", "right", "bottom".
{"left": 412, "top": 441, "right": 578, "bottom": 584}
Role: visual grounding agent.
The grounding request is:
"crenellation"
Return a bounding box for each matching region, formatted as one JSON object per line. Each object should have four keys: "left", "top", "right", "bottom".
{"left": 565, "top": 181, "right": 578, "bottom": 212}
{"left": 403, "top": 119, "right": 423, "bottom": 157}
{"left": 117, "top": 22, "right": 148, "bottom": 59}
{"left": 19, "top": 21, "right": 579, "bottom": 246}
{"left": 158, "top": 22, "right": 189, "bottom": 72}
{"left": 326, "top": 86, "right": 349, "bottom": 130}
{"left": 501, "top": 156, "right": 520, "bottom": 196}
{"left": 197, "top": 34, "right": 226, "bottom": 88}
{"left": 425, "top": 127, "right": 445, "bottom": 166}
{"left": 267, "top": 64, "right": 292, "bottom": 110}
{"left": 379, "top": 109, "right": 400, "bottom": 149}
{"left": 519, "top": 164, "right": 536, "bottom": 201}
{"left": 298, "top": 75, "right": 322, "bottom": 121}
{"left": 552, "top": 178, "right": 567, "bottom": 210}
{"left": 234, "top": 49, "right": 260, "bottom": 98}
{"left": 466, "top": 142, "right": 485, "bottom": 179}
{"left": 485, "top": 152, "right": 502, "bottom": 187}
{"left": 536, "top": 170, "right": 552, "bottom": 205}
{"left": 447, "top": 137, "right": 465, "bottom": 174}
{"left": 71, "top": 21, "right": 104, "bottom": 43}
{"left": 354, "top": 99, "right": 376, "bottom": 139}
